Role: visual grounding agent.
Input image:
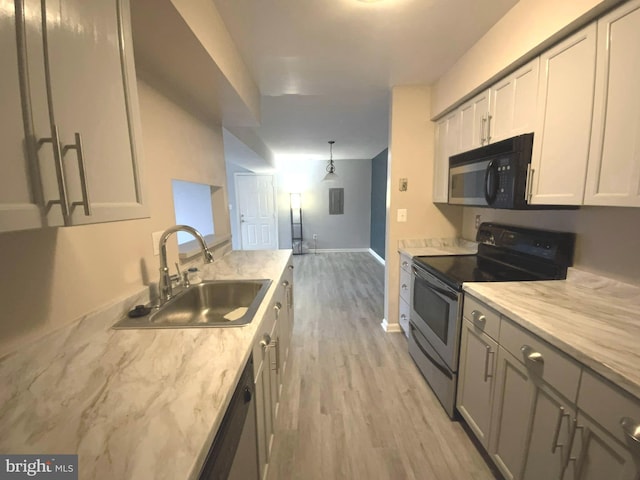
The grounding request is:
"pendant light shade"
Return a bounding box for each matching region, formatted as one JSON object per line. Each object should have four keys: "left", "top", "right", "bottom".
{"left": 322, "top": 140, "right": 338, "bottom": 182}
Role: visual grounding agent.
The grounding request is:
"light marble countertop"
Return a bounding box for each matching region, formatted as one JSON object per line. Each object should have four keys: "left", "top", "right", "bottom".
{"left": 0, "top": 249, "right": 292, "bottom": 480}
{"left": 463, "top": 269, "right": 640, "bottom": 400}
{"left": 398, "top": 238, "right": 478, "bottom": 258}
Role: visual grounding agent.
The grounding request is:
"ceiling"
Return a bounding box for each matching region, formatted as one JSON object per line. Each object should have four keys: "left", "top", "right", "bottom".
{"left": 214, "top": 0, "right": 519, "bottom": 168}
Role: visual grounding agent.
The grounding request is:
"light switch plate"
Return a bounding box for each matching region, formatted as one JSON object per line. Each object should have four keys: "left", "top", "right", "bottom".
{"left": 397, "top": 209, "right": 407, "bottom": 222}
{"left": 152, "top": 231, "right": 163, "bottom": 256}
{"left": 399, "top": 178, "right": 408, "bottom": 191}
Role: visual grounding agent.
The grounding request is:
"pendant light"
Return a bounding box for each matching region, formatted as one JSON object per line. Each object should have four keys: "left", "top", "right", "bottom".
{"left": 322, "top": 140, "right": 338, "bottom": 182}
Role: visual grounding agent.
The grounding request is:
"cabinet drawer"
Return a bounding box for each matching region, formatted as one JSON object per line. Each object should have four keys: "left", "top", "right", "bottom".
{"left": 463, "top": 295, "right": 500, "bottom": 341}
{"left": 579, "top": 369, "right": 640, "bottom": 447}
{"left": 399, "top": 267, "right": 411, "bottom": 304}
{"left": 500, "top": 319, "right": 581, "bottom": 402}
{"left": 399, "top": 297, "right": 410, "bottom": 338}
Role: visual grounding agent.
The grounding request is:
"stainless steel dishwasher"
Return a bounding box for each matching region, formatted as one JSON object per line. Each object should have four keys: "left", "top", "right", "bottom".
{"left": 198, "top": 355, "right": 259, "bottom": 480}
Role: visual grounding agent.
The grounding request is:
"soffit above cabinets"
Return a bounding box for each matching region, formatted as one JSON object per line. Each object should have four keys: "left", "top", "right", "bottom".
{"left": 130, "top": 0, "right": 260, "bottom": 127}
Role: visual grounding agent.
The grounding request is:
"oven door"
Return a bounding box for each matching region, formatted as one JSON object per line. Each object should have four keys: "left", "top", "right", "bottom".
{"left": 410, "top": 263, "right": 462, "bottom": 371}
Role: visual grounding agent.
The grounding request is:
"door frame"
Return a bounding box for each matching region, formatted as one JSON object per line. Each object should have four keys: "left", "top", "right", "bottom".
{"left": 233, "top": 173, "right": 279, "bottom": 250}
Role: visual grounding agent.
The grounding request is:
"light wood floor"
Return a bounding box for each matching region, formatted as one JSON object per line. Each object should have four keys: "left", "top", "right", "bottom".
{"left": 267, "top": 252, "right": 498, "bottom": 480}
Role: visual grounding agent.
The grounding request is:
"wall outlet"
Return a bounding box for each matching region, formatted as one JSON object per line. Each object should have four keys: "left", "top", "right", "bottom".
{"left": 475, "top": 214, "right": 481, "bottom": 229}
{"left": 397, "top": 209, "right": 407, "bottom": 222}
{"left": 152, "top": 231, "right": 163, "bottom": 256}
{"left": 313, "top": 234, "right": 318, "bottom": 240}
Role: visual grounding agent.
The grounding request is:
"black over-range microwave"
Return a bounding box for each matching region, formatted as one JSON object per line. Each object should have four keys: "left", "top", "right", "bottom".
{"left": 448, "top": 133, "right": 539, "bottom": 209}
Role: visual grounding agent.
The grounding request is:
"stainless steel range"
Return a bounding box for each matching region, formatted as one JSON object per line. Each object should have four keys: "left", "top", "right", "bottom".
{"left": 408, "top": 223, "right": 575, "bottom": 418}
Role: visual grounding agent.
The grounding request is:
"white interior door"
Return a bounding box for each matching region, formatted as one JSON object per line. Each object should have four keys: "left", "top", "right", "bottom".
{"left": 235, "top": 174, "right": 278, "bottom": 250}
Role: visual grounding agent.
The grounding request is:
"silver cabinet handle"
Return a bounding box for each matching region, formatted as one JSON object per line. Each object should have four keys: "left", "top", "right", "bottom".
{"left": 486, "top": 114, "right": 493, "bottom": 143}
{"left": 282, "top": 280, "right": 289, "bottom": 287}
{"left": 288, "top": 264, "right": 294, "bottom": 270}
{"left": 620, "top": 417, "right": 640, "bottom": 444}
{"left": 521, "top": 345, "right": 544, "bottom": 365}
{"left": 483, "top": 346, "right": 494, "bottom": 382}
{"left": 63, "top": 132, "right": 91, "bottom": 216}
{"left": 481, "top": 115, "right": 487, "bottom": 145}
{"left": 260, "top": 333, "right": 272, "bottom": 349}
{"left": 526, "top": 165, "right": 535, "bottom": 202}
{"left": 38, "top": 124, "right": 70, "bottom": 221}
{"left": 565, "top": 419, "right": 584, "bottom": 471}
{"left": 551, "top": 406, "right": 570, "bottom": 454}
{"left": 471, "top": 310, "right": 487, "bottom": 328}
{"left": 401, "top": 284, "right": 408, "bottom": 291}
{"left": 274, "top": 302, "right": 282, "bottom": 320}
{"left": 402, "top": 261, "right": 409, "bottom": 268}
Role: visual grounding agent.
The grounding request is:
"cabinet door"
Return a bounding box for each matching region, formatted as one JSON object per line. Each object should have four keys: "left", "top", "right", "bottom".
{"left": 564, "top": 412, "right": 638, "bottom": 480}
{"left": 584, "top": 0, "right": 640, "bottom": 207}
{"left": 41, "top": 0, "right": 147, "bottom": 225}
{"left": 0, "top": 2, "right": 58, "bottom": 232}
{"left": 459, "top": 89, "right": 491, "bottom": 151}
{"left": 522, "top": 383, "right": 575, "bottom": 480}
{"left": 457, "top": 319, "right": 498, "bottom": 449}
{"left": 530, "top": 23, "right": 597, "bottom": 205}
{"left": 490, "top": 58, "right": 539, "bottom": 143}
{"left": 254, "top": 355, "right": 269, "bottom": 480}
{"left": 433, "top": 112, "right": 458, "bottom": 203}
{"left": 490, "top": 347, "right": 536, "bottom": 480}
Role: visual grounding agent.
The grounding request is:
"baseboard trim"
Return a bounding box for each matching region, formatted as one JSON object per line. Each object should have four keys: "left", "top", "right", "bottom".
{"left": 381, "top": 318, "right": 403, "bottom": 333}
{"left": 368, "top": 248, "right": 385, "bottom": 266}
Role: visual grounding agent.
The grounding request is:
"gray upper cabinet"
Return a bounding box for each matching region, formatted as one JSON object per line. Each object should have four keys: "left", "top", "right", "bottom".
{"left": 529, "top": 23, "right": 597, "bottom": 206}
{"left": 1, "top": 0, "right": 147, "bottom": 233}
{"left": 0, "top": 1, "right": 55, "bottom": 232}
{"left": 584, "top": 0, "right": 640, "bottom": 207}
{"left": 489, "top": 58, "right": 539, "bottom": 144}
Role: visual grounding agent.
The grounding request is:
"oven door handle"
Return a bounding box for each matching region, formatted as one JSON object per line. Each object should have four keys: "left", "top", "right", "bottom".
{"left": 409, "top": 324, "right": 453, "bottom": 380}
{"left": 412, "top": 266, "right": 458, "bottom": 301}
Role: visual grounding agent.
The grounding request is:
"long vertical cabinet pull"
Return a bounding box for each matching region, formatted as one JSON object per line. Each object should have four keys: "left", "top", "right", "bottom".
{"left": 551, "top": 406, "right": 570, "bottom": 454}
{"left": 39, "top": 0, "right": 92, "bottom": 222}
{"left": 486, "top": 114, "right": 493, "bottom": 143}
{"left": 62, "top": 133, "right": 91, "bottom": 216}
{"left": 481, "top": 115, "right": 487, "bottom": 145}
{"left": 37, "top": 125, "right": 70, "bottom": 221}
{"left": 483, "top": 345, "right": 494, "bottom": 382}
{"left": 564, "top": 419, "right": 585, "bottom": 474}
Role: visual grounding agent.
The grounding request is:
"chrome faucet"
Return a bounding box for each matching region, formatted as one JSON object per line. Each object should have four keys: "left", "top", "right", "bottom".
{"left": 158, "top": 225, "right": 214, "bottom": 305}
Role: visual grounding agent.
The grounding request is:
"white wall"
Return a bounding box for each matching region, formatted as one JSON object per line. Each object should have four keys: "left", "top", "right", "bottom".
{"left": 384, "top": 85, "right": 463, "bottom": 330}
{"left": 275, "top": 159, "right": 372, "bottom": 250}
{"left": 0, "top": 80, "right": 230, "bottom": 356}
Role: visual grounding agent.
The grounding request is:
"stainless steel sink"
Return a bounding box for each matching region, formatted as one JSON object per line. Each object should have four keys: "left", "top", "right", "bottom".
{"left": 113, "top": 279, "right": 272, "bottom": 329}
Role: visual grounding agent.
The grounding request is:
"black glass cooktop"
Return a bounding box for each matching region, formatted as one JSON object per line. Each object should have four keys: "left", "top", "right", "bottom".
{"left": 413, "top": 254, "right": 544, "bottom": 291}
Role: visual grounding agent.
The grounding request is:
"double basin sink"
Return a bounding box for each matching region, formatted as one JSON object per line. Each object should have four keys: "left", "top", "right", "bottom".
{"left": 113, "top": 279, "right": 272, "bottom": 329}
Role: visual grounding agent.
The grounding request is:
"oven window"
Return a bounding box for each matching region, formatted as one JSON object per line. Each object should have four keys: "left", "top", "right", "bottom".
{"left": 413, "top": 279, "right": 449, "bottom": 344}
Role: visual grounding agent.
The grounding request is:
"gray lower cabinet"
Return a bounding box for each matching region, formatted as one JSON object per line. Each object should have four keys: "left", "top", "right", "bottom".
{"left": 457, "top": 319, "right": 497, "bottom": 449}
{"left": 490, "top": 345, "right": 575, "bottom": 480}
{"left": 459, "top": 294, "right": 640, "bottom": 480}
{"left": 253, "top": 261, "right": 294, "bottom": 480}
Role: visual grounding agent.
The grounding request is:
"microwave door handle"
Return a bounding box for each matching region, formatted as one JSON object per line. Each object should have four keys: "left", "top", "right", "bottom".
{"left": 412, "top": 266, "right": 458, "bottom": 301}
{"left": 485, "top": 160, "right": 499, "bottom": 205}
